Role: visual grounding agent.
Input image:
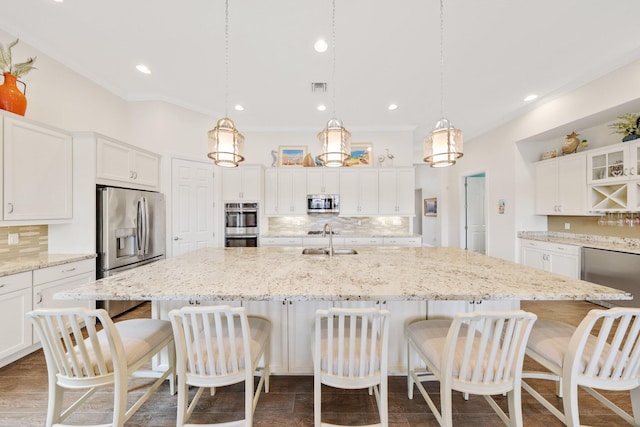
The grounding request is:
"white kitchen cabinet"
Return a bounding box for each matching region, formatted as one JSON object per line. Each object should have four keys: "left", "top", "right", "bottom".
{"left": 264, "top": 168, "right": 306, "bottom": 215}
{"left": 96, "top": 136, "right": 160, "bottom": 190}
{"left": 306, "top": 168, "right": 340, "bottom": 195}
{"left": 383, "top": 236, "right": 422, "bottom": 247}
{"left": 586, "top": 141, "right": 639, "bottom": 184}
{"left": 259, "top": 236, "right": 303, "bottom": 246}
{"left": 334, "top": 300, "right": 426, "bottom": 374}
{"left": 586, "top": 141, "right": 640, "bottom": 212}
{"left": 427, "top": 299, "right": 520, "bottom": 320}
{"left": 2, "top": 116, "right": 73, "bottom": 221}
{"left": 378, "top": 168, "right": 415, "bottom": 215}
{"left": 520, "top": 239, "right": 581, "bottom": 279}
{"left": 343, "top": 236, "right": 384, "bottom": 246}
{"left": 534, "top": 154, "right": 587, "bottom": 215}
{"left": 339, "top": 168, "right": 378, "bottom": 215}
{"left": 242, "top": 301, "right": 289, "bottom": 374}
{"left": 0, "top": 271, "right": 32, "bottom": 362}
{"left": 32, "top": 259, "right": 95, "bottom": 345}
{"left": 287, "top": 301, "right": 333, "bottom": 374}
{"left": 222, "top": 165, "right": 263, "bottom": 202}
{"left": 243, "top": 300, "right": 332, "bottom": 375}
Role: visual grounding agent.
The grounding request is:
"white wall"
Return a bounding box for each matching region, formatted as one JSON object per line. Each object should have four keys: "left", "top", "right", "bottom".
{"left": 436, "top": 59, "right": 640, "bottom": 262}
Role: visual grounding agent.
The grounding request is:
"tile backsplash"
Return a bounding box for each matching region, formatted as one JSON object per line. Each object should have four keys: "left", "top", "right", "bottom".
{"left": 0, "top": 225, "right": 48, "bottom": 261}
{"left": 266, "top": 216, "right": 410, "bottom": 235}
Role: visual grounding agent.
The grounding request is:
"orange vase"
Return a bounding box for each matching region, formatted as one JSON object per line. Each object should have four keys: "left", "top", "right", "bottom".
{"left": 0, "top": 72, "right": 27, "bottom": 116}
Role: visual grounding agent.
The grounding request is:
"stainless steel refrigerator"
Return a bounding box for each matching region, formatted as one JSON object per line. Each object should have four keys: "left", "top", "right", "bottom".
{"left": 96, "top": 186, "right": 166, "bottom": 316}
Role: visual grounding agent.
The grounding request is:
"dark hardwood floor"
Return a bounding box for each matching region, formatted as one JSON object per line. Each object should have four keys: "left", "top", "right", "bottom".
{"left": 0, "top": 300, "right": 634, "bottom": 426}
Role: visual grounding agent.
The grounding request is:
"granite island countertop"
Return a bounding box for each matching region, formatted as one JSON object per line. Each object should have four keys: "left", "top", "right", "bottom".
{"left": 0, "top": 253, "right": 96, "bottom": 277}
{"left": 55, "top": 247, "right": 630, "bottom": 303}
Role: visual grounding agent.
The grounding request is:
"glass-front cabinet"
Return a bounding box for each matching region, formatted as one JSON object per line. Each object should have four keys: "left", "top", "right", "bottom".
{"left": 587, "top": 140, "right": 640, "bottom": 211}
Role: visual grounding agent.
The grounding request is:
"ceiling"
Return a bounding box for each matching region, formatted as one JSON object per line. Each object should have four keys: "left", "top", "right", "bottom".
{"left": 1, "top": 0, "right": 640, "bottom": 142}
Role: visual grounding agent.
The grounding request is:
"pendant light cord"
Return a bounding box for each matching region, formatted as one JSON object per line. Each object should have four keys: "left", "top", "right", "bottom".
{"left": 224, "top": 0, "right": 229, "bottom": 118}
{"left": 439, "top": 0, "right": 445, "bottom": 118}
{"left": 331, "top": 0, "right": 337, "bottom": 119}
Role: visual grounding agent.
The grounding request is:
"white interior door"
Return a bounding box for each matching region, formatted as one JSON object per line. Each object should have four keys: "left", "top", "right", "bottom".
{"left": 171, "top": 158, "right": 214, "bottom": 256}
{"left": 465, "top": 175, "right": 486, "bottom": 254}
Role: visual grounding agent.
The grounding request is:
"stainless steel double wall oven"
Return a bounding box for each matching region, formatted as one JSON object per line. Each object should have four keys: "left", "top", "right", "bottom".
{"left": 224, "top": 202, "right": 259, "bottom": 247}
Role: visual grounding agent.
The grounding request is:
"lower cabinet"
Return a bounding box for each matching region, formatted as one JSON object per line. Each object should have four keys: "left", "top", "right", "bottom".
{"left": 244, "top": 300, "right": 333, "bottom": 375}
{"left": 334, "top": 300, "right": 427, "bottom": 374}
{"left": 427, "top": 300, "right": 520, "bottom": 320}
{"left": 520, "top": 239, "right": 581, "bottom": 279}
{"left": 32, "top": 259, "right": 96, "bottom": 344}
{"left": 154, "top": 299, "right": 427, "bottom": 375}
{"left": 0, "top": 259, "right": 96, "bottom": 368}
{"left": 0, "top": 272, "right": 32, "bottom": 361}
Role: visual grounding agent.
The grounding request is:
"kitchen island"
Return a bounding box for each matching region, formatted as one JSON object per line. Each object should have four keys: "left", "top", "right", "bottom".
{"left": 56, "top": 246, "right": 630, "bottom": 302}
{"left": 55, "top": 246, "right": 630, "bottom": 374}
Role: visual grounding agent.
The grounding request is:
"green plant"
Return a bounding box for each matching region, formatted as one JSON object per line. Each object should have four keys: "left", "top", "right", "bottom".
{"left": 609, "top": 113, "right": 639, "bottom": 136}
{"left": 0, "top": 38, "right": 36, "bottom": 78}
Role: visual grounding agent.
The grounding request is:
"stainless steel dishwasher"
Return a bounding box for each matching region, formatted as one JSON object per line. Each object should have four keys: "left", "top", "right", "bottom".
{"left": 582, "top": 247, "right": 640, "bottom": 308}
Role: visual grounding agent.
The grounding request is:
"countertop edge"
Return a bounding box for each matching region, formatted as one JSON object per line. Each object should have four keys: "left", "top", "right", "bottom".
{"left": 0, "top": 253, "right": 96, "bottom": 277}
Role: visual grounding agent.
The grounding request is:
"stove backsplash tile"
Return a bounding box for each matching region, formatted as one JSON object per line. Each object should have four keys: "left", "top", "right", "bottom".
{"left": 266, "top": 216, "right": 410, "bottom": 236}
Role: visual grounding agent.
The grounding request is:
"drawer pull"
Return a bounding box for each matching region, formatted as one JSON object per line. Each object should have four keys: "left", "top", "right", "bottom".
{"left": 0, "top": 284, "right": 5, "bottom": 288}
{"left": 61, "top": 268, "right": 77, "bottom": 273}
{"left": 36, "top": 292, "right": 42, "bottom": 304}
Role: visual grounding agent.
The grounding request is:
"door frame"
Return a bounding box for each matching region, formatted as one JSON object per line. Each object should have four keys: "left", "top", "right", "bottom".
{"left": 460, "top": 171, "right": 488, "bottom": 254}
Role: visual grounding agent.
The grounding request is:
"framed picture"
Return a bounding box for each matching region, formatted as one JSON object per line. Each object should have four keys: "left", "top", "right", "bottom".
{"left": 278, "top": 145, "right": 307, "bottom": 167}
{"left": 424, "top": 197, "right": 437, "bottom": 216}
{"left": 344, "top": 142, "right": 372, "bottom": 167}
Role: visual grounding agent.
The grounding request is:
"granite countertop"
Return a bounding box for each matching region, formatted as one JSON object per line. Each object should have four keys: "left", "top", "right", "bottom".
{"left": 519, "top": 231, "right": 640, "bottom": 255}
{"left": 0, "top": 253, "right": 96, "bottom": 277}
{"left": 55, "top": 247, "right": 629, "bottom": 303}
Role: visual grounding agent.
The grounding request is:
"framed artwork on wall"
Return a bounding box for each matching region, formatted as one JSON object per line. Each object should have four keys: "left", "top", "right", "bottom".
{"left": 344, "top": 142, "right": 372, "bottom": 167}
{"left": 278, "top": 145, "right": 307, "bottom": 167}
{"left": 424, "top": 197, "right": 437, "bottom": 216}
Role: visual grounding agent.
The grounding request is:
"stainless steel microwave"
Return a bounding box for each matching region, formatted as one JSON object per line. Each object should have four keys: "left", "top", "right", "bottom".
{"left": 307, "top": 194, "right": 339, "bottom": 214}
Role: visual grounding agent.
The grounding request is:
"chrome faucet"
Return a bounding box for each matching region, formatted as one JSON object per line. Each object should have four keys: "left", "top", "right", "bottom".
{"left": 322, "top": 223, "right": 334, "bottom": 257}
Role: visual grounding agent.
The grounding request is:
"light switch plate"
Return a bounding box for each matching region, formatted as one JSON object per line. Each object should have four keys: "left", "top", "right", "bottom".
{"left": 564, "top": 223, "right": 571, "bottom": 230}
{"left": 8, "top": 233, "right": 19, "bottom": 245}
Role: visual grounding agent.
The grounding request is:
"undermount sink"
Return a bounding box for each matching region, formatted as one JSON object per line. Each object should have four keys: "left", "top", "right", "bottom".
{"left": 302, "top": 248, "right": 358, "bottom": 255}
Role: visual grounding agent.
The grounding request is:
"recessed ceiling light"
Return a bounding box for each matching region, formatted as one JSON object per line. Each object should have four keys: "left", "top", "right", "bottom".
{"left": 314, "top": 39, "right": 328, "bottom": 53}
{"left": 234, "top": 104, "right": 244, "bottom": 111}
{"left": 136, "top": 64, "right": 151, "bottom": 74}
{"left": 53, "top": 0, "right": 64, "bottom": 3}
{"left": 388, "top": 103, "right": 398, "bottom": 111}
{"left": 317, "top": 104, "right": 327, "bottom": 111}
{"left": 524, "top": 94, "right": 538, "bottom": 102}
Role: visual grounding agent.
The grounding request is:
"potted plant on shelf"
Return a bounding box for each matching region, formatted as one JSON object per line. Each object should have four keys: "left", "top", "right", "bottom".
{"left": 0, "top": 38, "right": 36, "bottom": 116}
{"left": 609, "top": 113, "right": 640, "bottom": 142}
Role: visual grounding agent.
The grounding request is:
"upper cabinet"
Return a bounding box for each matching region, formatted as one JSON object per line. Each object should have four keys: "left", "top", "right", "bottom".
{"left": 587, "top": 140, "right": 640, "bottom": 212}
{"left": 96, "top": 136, "right": 160, "bottom": 191}
{"left": 1, "top": 115, "right": 73, "bottom": 222}
{"left": 339, "top": 169, "right": 378, "bottom": 216}
{"left": 222, "top": 165, "right": 263, "bottom": 202}
{"left": 378, "top": 168, "right": 415, "bottom": 215}
{"left": 264, "top": 168, "right": 307, "bottom": 215}
{"left": 306, "top": 168, "right": 339, "bottom": 195}
{"left": 534, "top": 154, "right": 586, "bottom": 215}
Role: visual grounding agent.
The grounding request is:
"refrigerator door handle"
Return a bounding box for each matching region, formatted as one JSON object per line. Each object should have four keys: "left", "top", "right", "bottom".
{"left": 143, "top": 197, "right": 150, "bottom": 254}
{"left": 136, "top": 197, "right": 144, "bottom": 256}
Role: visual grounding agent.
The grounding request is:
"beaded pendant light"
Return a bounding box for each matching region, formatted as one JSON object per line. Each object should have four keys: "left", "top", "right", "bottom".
{"left": 207, "top": 0, "right": 245, "bottom": 168}
{"left": 424, "top": 0, "right": 463, "bottom": 168}
{"left": 317, "top": 0, "right": 351, "bottom": 168}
